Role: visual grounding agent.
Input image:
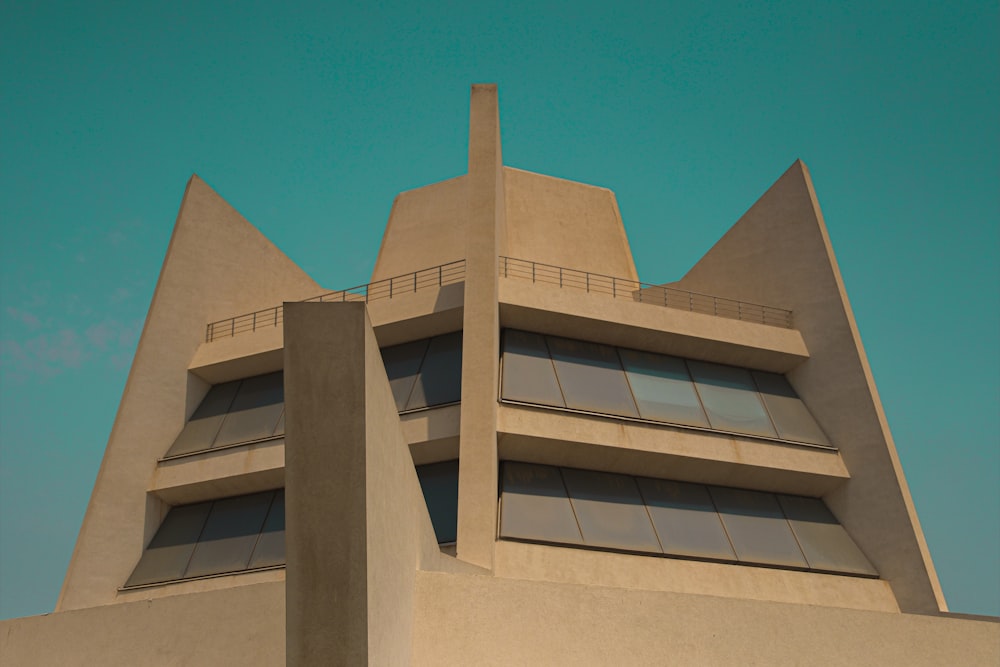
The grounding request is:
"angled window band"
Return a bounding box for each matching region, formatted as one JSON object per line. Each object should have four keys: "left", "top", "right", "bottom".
{"left": 500, "top": 329, "right": 831, "bottom": 447}
{"left": 125, "top": 489, "right": 285, "bottom": 588}
{"left": 165, "top": 372, "right": 284, "bottom": 458}
{"left": 498, "top": 462, "right": 877, "bottom": 578}
{"left": 164, "top": 332, "right": 464, "bottom": 458}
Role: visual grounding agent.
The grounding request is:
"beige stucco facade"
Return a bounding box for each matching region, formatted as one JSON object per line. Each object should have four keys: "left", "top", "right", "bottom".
{"left": 2, "top": 85, "right": 996, "bottom": 665}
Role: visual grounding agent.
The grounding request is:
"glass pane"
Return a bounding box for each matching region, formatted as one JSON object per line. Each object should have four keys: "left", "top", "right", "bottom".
{"left": 381, "top": 339, "right": 429, "bottom": 411}
{"left": 416, "top": 460, "right": 459, "bottom": 544}
{"left": 637, "top": 478, "right": 736, "bottom": 561}
{"left": 248, "top": 490, "right": 286, "bottom": 569}
{"left": 546, "top": 337, "right": 639, "bottom": 418}
{"left": 619, "top": 349, "right": 710, "bottom": 427}
{"left": 752, "top": 372, "right": 830, "bottom": 445}
{"left": 125, "top": 502, "right": 211, "bottom": 586}
{"left": 499, "top": 462, "right": 583, "bottom": 545}
{"left": 185, "top": 492, "right": 273, "bottom": 578}
{"left": 500, "top": 330, "right": 565, "bottom": 407}
{"left": 407, "top": 332, "right": 463, "bottom": 410}
{"left": 778, "top": 495, "right": 877, "bottom": 576}
{"left": 709, "top": 487, "right": 808, "bottom": 568}
{"left": 687, "top": 361, "right": 777, "bottom": 438}
{"left": 273, "top": 409, "right": 285, "bottom": 436}
{"left": 165, "top": 381, "right": 240, "bottom": 456}
{"left": 561, "top": 468, "right": 661, "bottom": 553}
{"left": 214, "top": 372, "right": 285, "bottom": 447}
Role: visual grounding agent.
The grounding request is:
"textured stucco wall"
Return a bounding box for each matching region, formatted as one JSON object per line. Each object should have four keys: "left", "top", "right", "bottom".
{"left": 411, "top": 571, "right": 1000, "bottom": 666}
{"left": 1, "top": 582, "right": 285, "bottom": 666}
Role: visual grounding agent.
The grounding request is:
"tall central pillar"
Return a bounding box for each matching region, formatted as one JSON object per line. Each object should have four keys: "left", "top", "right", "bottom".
{"left": 456, "top": 84, "right": 507, "bottom": 569}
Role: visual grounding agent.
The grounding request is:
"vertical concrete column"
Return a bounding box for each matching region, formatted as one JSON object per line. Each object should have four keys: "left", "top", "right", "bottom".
{"left": 456, "top": 84, "right": 508, "bottom": 569}
{"left": 285, "top": 302, "right": 418, "bottom": 666}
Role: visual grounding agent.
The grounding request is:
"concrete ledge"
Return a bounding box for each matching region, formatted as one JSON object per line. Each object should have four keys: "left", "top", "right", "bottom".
{"left": 500, "top": 279, "right": 809, "bottom": 372}
{"left": 498, "top": 403, "right": 849, "bottom": 496}
{"left": 152, "top": 438, "right": 285, "bottom": 505}
{"left": 369, "top": 282, "right": 464, "bottom": 346}
{"left": 494, "top": 541, "right": 897, "bottom": 612}
{"left": 189, "top": 283, "right": 466, "bottom": 386}
{"left": 190, "top": 331, "right": 285, "bottom": 384}
{"left": 401, "top": 404, "right": 461, "bottom": 464}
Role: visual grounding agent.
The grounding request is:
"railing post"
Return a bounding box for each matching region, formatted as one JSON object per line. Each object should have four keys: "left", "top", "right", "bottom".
{"left": 231, "top": 318, "right": 235, "bottom": 337}
{"left": 559, "top": 267, "right": 563, "bottom": 288}
{"left": 688, "top": 292, "right": 693, "bottom": 312}
{"left": 438, "top": 265, "right": 442, "bottom": 287}
{"left": 531, "top": 262, "right": 535, "bottom": 283}
{"left": 389, "top": 277, "right": 393, "bottom": 299}
{"left": 253, "top": 312, "right": 257, "bottom": 332}
{"left": 207, "top": 323, "right": 212, "bottom": 342}
{"left": 586, "top": 273, "right": 590, "bottom": 292}
{"left": 612, "top": 277, "right": 617, "bottom": 298}
{"left": 275, "top": 306, "right": 279, "bottom": 326}
{"left": 737, "top": 302, "right": 742, "bottom": 322}
{"left": 503, "top": 256, "right": 508, "bottom": 278}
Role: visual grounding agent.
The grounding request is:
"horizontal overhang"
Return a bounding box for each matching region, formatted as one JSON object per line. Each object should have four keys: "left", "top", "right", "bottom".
{"left": 497, "top": 403, "right": 849, "bottom": 496}
{"left": 151, "top": 438, "right": 285, "bottom": 505}
{"left": 187, "top": 283, "right": 464, "bottom": 383}
{"left": 499, "top": 279, "right": 809, "bottom": 372}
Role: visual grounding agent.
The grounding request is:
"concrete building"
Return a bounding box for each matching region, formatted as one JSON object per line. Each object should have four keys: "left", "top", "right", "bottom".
{"left": 1, "top": 84, "right": 997, "bottom": 665}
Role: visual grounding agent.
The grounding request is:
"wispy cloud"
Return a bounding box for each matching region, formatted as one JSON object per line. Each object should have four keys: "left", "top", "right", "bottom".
{"left": 5, "top": 307, "right": 41, "bottom": 329}
{"left": 85, "top": 322, "right": 115, "bottom": 349}
{"left": 110, "top": 287, "right": 131, "bottom": 303}
{"left": 27, "top": 329, "right": 86, "bottom": 369}
{"left": 2, "top": 329, "right": 86, "bottom": 380}
{"left": 1, "top": 318, "right": 143, "bottom": 382}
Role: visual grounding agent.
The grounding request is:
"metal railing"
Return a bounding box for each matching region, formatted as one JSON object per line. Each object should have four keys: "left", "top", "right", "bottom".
{"left": 206, "top": 260, "right": 466, "bottom": 342}
{"left": 499, "top": 256, "right": 793, "bottom": 328}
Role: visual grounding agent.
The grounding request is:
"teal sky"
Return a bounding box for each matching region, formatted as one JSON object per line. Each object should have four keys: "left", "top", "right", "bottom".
{"left": 1, "top": 1, "right": 997, "bottom": 619}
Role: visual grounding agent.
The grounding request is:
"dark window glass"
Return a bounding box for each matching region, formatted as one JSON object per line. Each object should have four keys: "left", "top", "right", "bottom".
{"left": 125, "top": 502, "right": 211, "bottom": 587}
{"left": 499, "top": 330, "right": 832, "bottom": 447}
{"left": 709, "top": 487, "right": 808, "bottom": 569}
{"left": 185, "top": 492, "right": 273, "bottom": 578}
{"left": 500, "top": 330, "right": 566, "bottom": 407}
{"left": 687, "top": 361, "right": 778, "bottom": 438}
{"left": 168, "top": 331, "right": 466, "bottom": 458}
{"left": 407, "top": 332, "right": 463, "bottom": 410}
{"left": 214, "top": 372, "right": 285, "bottom": 447}
{"left": 165, "top": 381, "right": 240, "bottom": 457}
{"left": 561, "top": 468, "right": 661, "bottom": 553}
{"left": 637, "top": 478, "right": 736, "bottom": 561}
{"left": 496, "top": 462, "right": 874, "bottom": 578}
{"left": 248, "top": 491, "right": 286, "bottom": 569}
{"left": 777, "top": 495, "right": 877, "bottom": 576}
{"left": 125, "top": 491, "right": 285, "bottom": 588}
{"left": 381, "top": 339, "right": 430, "bottom": 412}
{"left": 416, "top": 460, "right": 459, "bottom": 544}
{"left": 752, "top": 372, "right": 830, "bottom": 445}
{"left": 546, "top": 337, "right": 639, "bottom": 418}
{"left": 499, "top": 462, "right": 583, "bottom": 545}
{"left": 619, "top": 349, "right": 709, "bottom": 427}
